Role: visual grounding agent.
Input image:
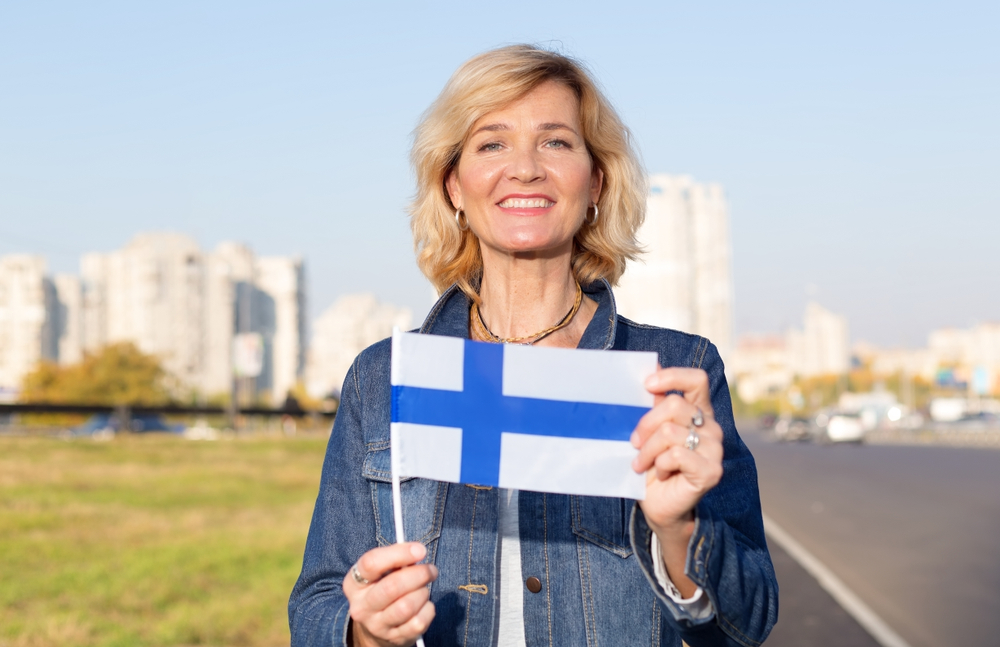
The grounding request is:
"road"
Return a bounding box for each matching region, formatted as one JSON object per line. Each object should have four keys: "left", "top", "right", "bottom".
{"left": 744, "top": 429, "right": 1000, "bottom": 647}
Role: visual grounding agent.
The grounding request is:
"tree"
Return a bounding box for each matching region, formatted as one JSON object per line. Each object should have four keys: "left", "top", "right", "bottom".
{"left": 20, "top": 342, "right": 174, "bottom": 406}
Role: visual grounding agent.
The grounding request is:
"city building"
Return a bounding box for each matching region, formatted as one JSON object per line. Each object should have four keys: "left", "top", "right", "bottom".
{"left": 81, "top": 233, "right": 208, "bottom": 390}
{"left": 255, "top": 256, "right": 307, "bottom": 403}
{"left": 614, "top": 174, "right": 734, "bottom": 360}
{"left": 787, "top": 302, "right": 850, "bottom": 377}
{"left": 305, "top": 294, "right": 412, "bottom": 399}
{"left": 729, "top": 301, "right": 850, "bottom": 403}
{"left": 927, "top": 323, "right": 1000, "bottom": 395}
{"left": 1, "top": 234, "right": 421, "bottom": 407}
{"left": 80, "top": 233, "right": 306, "bottom": 402}
{"left": 852, "top": 342, "right": 937, "bottom": 381}
{"left": 731, "top": 300, "right": 1000, "bottom": 405}
{"left": 728, "top": 334, "right": 794, "bottom": 404}
{"left": 52, "top": 274, "right": 83, "bottom": 366}
{"left": 201, "top": 242, "right": 253, "bottom": 396}
{"left": 0, "top": 255, "right": 56, "bottom": 392}
{"left": 0, "top": 255, "right": 87, "bottom": 395}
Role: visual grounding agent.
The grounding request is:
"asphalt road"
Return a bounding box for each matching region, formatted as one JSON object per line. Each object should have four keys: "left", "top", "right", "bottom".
{"left": 744, "top": 429, "right": 1000, "bottom": 647}
{"left": 763, "top": 539, "right": 881, "bottom": 647}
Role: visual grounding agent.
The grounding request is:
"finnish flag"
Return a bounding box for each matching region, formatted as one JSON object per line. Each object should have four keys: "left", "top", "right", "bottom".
{"left": 390, "top": 330, "right": 657, "bottom": 500}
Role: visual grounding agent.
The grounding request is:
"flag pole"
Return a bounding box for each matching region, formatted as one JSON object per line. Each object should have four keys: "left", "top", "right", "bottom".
{"left": 390, "top": 328, "right": 427, "bottom": 647}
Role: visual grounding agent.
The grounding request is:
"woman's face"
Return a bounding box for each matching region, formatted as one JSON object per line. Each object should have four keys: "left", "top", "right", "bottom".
{"left": 446, "top": 81, "right": 603, "bottom": 260}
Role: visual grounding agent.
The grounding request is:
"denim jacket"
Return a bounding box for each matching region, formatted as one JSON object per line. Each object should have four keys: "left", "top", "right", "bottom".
{"left": 289, "top": 280, "right": 778, "bottom": 647}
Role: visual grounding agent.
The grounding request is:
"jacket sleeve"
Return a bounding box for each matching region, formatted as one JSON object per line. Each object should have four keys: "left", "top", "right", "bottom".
{"left": 630, "top": 340, "right": 779, "bottom": 647}
{"left": 288, "top": 358, "right": 375, "bottom": 647}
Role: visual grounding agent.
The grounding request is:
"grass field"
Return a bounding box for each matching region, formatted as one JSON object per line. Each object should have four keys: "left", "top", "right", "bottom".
{"left": 0, "top": 434, "right": 329, "bottom": 647}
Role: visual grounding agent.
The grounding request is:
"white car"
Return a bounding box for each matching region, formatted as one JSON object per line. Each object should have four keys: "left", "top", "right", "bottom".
{"left": 823, "top": 412, "right": 866, "bottom": 443}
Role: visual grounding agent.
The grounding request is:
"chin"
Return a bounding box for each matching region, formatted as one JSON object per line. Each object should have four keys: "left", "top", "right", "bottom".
{"left": 493, "top": 229, "right": 574, "bottom": 253}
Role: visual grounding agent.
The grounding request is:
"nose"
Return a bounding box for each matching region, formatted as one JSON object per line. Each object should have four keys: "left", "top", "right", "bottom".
{"left": 506, "top": 144, "right": 545, "bottom": 184}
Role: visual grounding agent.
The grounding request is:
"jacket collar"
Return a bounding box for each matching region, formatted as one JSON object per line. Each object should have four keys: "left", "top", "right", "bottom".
{"left": 419, "top": 279, "right": 618, "bottom": 351}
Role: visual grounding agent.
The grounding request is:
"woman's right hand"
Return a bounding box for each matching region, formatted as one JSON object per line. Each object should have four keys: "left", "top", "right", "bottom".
{"left": 344, "top": 542, "right": 438, "bottom": 647}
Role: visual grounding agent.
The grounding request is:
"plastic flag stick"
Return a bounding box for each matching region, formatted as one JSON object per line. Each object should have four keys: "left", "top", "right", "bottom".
{"left": 390, "top": 368, "right": 427, "bottom": 647}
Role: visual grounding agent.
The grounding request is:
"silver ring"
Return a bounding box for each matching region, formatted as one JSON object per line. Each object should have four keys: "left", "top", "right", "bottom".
{"left": 685, "top": 427, "right": 700, "bottom": 451}
{"left": 351, "top": 565, "right": 370, "bottom": 585}
{"left": 692, "top": 407, "right": 705, "bottom": 428}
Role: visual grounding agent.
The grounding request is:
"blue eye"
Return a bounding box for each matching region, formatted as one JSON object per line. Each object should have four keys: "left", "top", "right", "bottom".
{"left": 546, "top": 139, "right": 570, "bottom": 149}
{"left": 478, "top": 142, "right": 502, "bottom": 152}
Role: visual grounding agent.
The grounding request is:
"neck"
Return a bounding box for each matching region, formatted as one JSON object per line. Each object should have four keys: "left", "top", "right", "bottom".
{"left": 475, "top": 249, "right": 596, "bottom": 348}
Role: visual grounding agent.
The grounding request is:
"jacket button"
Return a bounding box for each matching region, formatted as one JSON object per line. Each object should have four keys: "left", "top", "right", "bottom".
{"left": 526, "top": 576, "right": 542, "bottom": 593}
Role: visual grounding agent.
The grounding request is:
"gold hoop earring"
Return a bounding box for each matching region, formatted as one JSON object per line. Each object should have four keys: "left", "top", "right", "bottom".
{"left": 455, "top": 208, "right": 469, "bottom": 231}
{"left": 586, "top": 203, "right": 599, "bottom": 225}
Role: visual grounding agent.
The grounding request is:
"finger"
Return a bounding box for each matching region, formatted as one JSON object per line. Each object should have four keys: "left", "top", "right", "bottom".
{"left": 377, "top": 581, "right": 433, "bottom": 629}
{"left": 387, "top": 599, "right": 436, "bottom": 645}
{"left": 353, "top": 542, "right": 427, "bottom": 588}
{"left": 634, "top": 417, "right": 725, "bottom": 474}
{"left": 364, "top": 563, "right": 439, "bottom": 615}
{"left": 632, "top": 419, "right": 688, "bottom": 473}
{"left": 644, "top": 367, "right": 714, "bottom": 413}
{"left": 631, "top": 393, "right": 693, "bottom": 448}
{"left": 652, "top": 444, "right": 723, "bottom": 490}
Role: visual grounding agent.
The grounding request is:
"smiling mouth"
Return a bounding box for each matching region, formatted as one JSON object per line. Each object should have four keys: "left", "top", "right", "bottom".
{"left": 498, "top": 197, "right": 555, "bottom": 209}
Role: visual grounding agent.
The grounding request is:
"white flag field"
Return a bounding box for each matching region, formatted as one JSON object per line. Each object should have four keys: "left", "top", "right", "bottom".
{"left": 390, "top": 330, "right": 658, "bottom": 500}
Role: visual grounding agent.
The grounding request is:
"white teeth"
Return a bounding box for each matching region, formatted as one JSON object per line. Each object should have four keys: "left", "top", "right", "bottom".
{"left": 499, "top": 198, "right": 554, "bottom": 208}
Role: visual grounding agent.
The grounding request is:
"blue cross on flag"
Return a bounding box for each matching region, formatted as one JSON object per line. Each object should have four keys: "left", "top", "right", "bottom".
{"left": 389, "top": 330, "right": 657, "bottom": 500}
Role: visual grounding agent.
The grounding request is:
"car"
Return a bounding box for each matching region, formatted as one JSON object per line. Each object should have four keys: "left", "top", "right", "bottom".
{"left": 818, "top": 411, "right": 866, "bottom": 443}
{"left": 773, "top": 415, "right": 813, "bottom": 441}
{"left": 70, "top": 413, "right": 185, "bottom": 437}
{"left": 942, "top": 412, "right": 1000, "bottom": 432}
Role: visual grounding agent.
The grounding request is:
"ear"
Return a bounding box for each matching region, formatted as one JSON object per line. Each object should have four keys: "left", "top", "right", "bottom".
{"left": 590, "top": 166, "right": 604, "bottom": 205}
{"left": 445, "top": 169, "right": 463, "bottom": 210}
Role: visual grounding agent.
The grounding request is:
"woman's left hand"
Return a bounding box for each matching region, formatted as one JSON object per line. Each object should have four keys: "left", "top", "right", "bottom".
{"left": 631, "top": 367, "right": 724, "bottom": 535}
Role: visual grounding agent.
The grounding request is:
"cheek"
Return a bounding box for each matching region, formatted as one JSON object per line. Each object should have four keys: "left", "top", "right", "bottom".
{"left": 457, "top": 162, "right": 501, "bottom": 201}
{"left": 553, "top": 159, "right": 597, "bottom": 199}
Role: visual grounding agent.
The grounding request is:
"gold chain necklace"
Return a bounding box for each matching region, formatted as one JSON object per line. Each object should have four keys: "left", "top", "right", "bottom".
{"left": 471, "top": 282, "right": 583, "bottom": 345}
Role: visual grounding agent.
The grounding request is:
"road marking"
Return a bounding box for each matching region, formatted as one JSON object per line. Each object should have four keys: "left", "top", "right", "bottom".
{"left": 762, "top": 513, "right": 914, "bottom": 647}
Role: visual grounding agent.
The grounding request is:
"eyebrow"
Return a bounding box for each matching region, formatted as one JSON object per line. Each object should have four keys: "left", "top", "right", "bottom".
{"left": 472, "top": 123, "right": 511, "bottom": 135}
{"left": 470, "top": 121, "right": 580, "bottom": 136}
{"left": 538, "top": 122, "right": 578, "bottom": 134}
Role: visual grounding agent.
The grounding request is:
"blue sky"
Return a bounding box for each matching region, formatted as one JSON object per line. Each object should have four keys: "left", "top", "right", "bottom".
{"left": 0, "top": 1, "right": 996, "bottom": 347}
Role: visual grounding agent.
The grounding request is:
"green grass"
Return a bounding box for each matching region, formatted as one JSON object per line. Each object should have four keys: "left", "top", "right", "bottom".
{"left": 0, "top": 434, "right": 329, "bottom": 647}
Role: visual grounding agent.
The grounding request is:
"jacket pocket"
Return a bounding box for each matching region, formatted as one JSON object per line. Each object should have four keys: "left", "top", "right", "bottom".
{"left": 363, "top": 445, "right": 447, "bottom": 547}
{"left": 570, "top": 495, "right": 633, "bottom": 558}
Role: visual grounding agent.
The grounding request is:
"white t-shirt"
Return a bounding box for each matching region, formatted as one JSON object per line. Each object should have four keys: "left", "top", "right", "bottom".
{"left": 496, "top": 489, "right": 713, "bottom": 646}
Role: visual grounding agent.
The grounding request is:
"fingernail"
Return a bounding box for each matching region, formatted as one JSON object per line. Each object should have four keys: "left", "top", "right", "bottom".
{"left": 631, "top": 457, "right": 640, "bottom": 471}
{"left": 430, "top": 564, "right": 439, "bottom": 578}
{"left": 644, "top": 375, "right": 657, "bottom": 389}
{"left": 411, "top": 543, "right": 426, "bottom": 559}
{"left": 630, "top": 431, "right": 639, "bottom": 447}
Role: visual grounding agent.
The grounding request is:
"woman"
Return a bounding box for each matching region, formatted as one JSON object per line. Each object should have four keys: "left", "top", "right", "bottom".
{"left": 290, "top": 45, "right": 777, "bottom": 647}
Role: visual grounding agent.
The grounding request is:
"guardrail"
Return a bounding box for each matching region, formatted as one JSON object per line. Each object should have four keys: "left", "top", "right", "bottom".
{"left": 0, "top": 402, "right": 336, "bottom": 418}
{"left": 865, "top": 426, "right": 1000, "bottom": 450}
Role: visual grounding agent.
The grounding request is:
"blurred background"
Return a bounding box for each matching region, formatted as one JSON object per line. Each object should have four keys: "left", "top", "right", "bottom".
{"left": 1, "top": 1, "right": 997, "bottom": 646}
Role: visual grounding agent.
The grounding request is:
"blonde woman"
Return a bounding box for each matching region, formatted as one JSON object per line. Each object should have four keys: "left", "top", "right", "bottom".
{"left": 290, "top": 45, "right": 777, "bottom": 647}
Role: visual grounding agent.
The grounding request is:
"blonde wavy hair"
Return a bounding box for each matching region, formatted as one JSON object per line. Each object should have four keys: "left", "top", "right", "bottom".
{"left": 410, "top": 44, "right": 646, "bottom": 302}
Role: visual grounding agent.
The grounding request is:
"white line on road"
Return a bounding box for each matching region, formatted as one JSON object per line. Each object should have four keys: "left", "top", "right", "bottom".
{"left": 762, "top": 513, "right": 914, "bottom": 647}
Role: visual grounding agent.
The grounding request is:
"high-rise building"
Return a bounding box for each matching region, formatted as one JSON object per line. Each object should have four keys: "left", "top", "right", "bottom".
{"left": 0, "top": 255, "right": 56, "bottom": 392}
{"left": 787, "top": 302, "right": 850, "bottom": 377}
{"left": 82, "top": 233, "right": 208, "bottom": 390}
{"left": 81, "top": 233, "right": 306, "bottom": 401}
{"left": 52, "top": 274, "right": 83, "bottom": 366}
{"left": 927, "top": 323, "right": 1000, "bottom": 395}
{"left": 201, "top": 242, "right": 251, "bottom": 396}
{"left": 255, "top": 256, "right": 306, "bottom": 403}
{"left": 305, "top": 294, "right": 411, "bottom": 399}
{"left": 729, "top": 301, "right": 850, "bottom": 403}
{"left": 614, "top": 174, "right": 734, "bottom": 360}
